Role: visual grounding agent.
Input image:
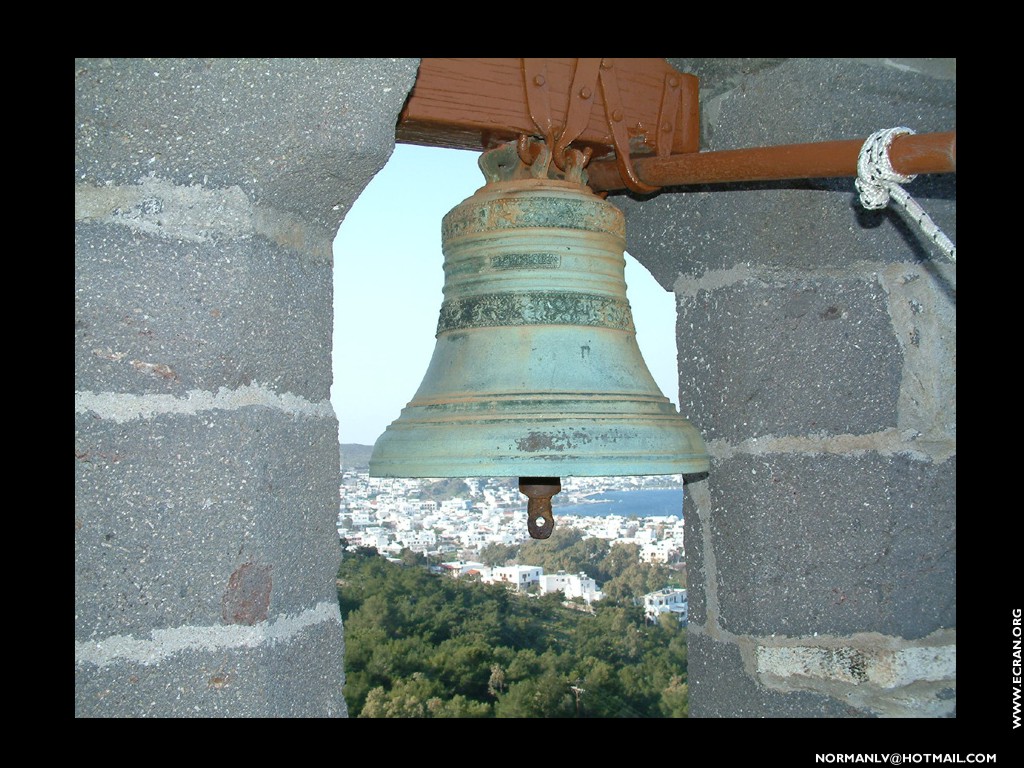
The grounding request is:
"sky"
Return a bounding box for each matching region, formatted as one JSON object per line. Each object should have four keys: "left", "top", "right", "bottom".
{"left": 331, "top": 143, "right": 680, "bottom": 447}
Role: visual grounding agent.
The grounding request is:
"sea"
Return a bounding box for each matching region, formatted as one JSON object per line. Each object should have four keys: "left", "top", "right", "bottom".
{"left": 557, "top": 488, "right": 684, "bottom": 518}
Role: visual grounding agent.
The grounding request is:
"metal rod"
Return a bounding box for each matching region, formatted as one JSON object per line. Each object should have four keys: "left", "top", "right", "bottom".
{"left": 585, "top": 131, "right": 956, "bottom": 192}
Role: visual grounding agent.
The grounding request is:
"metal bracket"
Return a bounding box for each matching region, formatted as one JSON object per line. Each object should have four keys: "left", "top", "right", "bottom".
{"left": 523, "top": 58, "right": 599, "bottom": 173}
{"left": 656, "top": 71, "right": 683, "bottom": 158}
{"left": 522, "top": 59, "right": 553, "bottom": 139}
{"left": 521, "top": 57, "right": 663, "bottom": 194}
{"left": 520, "top": 477, "right": 561, "bottom": 540}
{"left": 598, "top": 58, "right": 660, "bottom": 194}
{"left": 552, "top": 58, "right": 601, "bottom": 171}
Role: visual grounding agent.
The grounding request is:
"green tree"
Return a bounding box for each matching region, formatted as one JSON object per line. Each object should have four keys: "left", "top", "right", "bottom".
{"left": 430, "top": 638, "right": 493, "bottom": 699}
{"left": 658, "top": 611, "right": 681, "bottom": 633}
{"left": 495, "top": 672, "right": 576, "bottom": 718}
{"left": 487, "top": 663, "right": 507, "bottom": 697}
{"left": 399, "top": 547, "right": 428, "bottom": 567}
{"left": 426, "top": 694, "right": 491, "bottom": 718}
{"left": 337, "top": 547, "right": 687, "bottom": 718}
{"left": 600, "top": 542, "right": 640, "bottom": 579}
{"left": 419, "top": 477, "right": 470, "bottom": 501}
{"left": 660, "top": 677, "right": 689, "bottom": 718}
{"left": 516, "top": 526, "right": 617, "bottom": 581}
{"left": 570, "top": 657, "right": 624, "bottom": 718}
{"left": 360, "top": 672, "right": 439, "bottom": 718}
{"left": 601, "top": 560, "right": 671, "bottom": 604}
{"left": 479, "top": 542, "right": 519, "bottom": 566}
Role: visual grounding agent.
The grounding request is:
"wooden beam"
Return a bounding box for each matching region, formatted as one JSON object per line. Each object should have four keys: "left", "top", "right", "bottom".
{"left": 396, "top": 58, "right": 700, "bottom": 158}
{"left": 396, "top": 60, "right": 955, "bottom": 192}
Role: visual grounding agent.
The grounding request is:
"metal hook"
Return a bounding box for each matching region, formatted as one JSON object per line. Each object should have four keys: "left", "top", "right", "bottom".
{"left": 562, "top": 146, "right": 593, "bottom": 185}
{"left": 599, "top": 58, "right": 660, "bottom": 195}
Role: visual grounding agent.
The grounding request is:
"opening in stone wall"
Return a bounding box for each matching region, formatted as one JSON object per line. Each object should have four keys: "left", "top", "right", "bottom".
{"left": 330, "top": 142, "right": 693, "bottom": 718}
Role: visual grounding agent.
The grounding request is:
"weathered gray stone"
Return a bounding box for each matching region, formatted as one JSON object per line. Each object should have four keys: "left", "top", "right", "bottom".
{"left": 677, "top": 275, "right": 902, "bottom": 444}
{"left": 634, "top": 58, "right": 955, "bottom": 718}
{"left": 707, "top": 453, "right": 955, "bottom": 639}
{"left": 75, "top": 409, "right": 340, "bottom": 641}
{"left": 75, "top": 221, "right": 333, "bottom": 400}
{"left": 74, "top": 58, "right": 420, "bottom": 234}
{"left": 75, "top": 617, "right": 347, "bottom": 718}
{"left": 666, "top": 58, "right": 791, "bottom": 112}
{"left": 688, "top": 632, "right": 863, "bottom": 718}
{"left": 682, "top": 482, "right": 708, "bottom": 627}
{"left": 76, "top": 59, "right": 421, "bottom": 717}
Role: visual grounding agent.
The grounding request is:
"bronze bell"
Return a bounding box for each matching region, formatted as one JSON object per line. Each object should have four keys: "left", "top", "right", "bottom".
{"left": 369, "top": 141, "right": 709, "bottom": 537}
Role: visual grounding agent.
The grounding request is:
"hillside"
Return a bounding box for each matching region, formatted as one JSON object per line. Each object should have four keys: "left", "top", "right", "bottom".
{"left": 340, "top": 443, "right": 374, "bottom": 470}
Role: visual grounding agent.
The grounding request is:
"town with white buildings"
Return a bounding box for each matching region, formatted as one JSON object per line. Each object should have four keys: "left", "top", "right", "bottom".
{"left": 337, "top": 469, "right": 689, "bottom": 622}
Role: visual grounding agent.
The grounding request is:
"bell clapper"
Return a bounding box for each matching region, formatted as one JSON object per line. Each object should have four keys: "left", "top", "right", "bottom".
{"left": 520, "top": 477, "right": 561, "bottom": 540}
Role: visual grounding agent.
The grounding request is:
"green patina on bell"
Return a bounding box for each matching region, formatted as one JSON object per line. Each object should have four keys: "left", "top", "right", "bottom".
{"left": 369, "top": 141, "right": 709, "bottom": 530}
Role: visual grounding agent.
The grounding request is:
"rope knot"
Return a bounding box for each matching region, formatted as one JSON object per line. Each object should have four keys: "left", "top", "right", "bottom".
{"left": 855, "top": 126, "right": 955, "bottom": 262}
{"left": 855, "top": 127, "right": 916, "bottom": 210}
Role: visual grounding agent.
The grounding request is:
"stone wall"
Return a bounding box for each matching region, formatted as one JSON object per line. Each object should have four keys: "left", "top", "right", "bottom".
{"left": 74, "top": 58, "right": 419, "bottom": 717}
{"left": 75, "top": 57, "right": 956, "bottom": 719}
{"left": 618, "top": 58, "right": 956, "bottom": 717}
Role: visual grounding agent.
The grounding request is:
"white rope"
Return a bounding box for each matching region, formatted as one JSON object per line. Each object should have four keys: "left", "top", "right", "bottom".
{"left": 856, "top": 127, "right": 956, "bottom": 262}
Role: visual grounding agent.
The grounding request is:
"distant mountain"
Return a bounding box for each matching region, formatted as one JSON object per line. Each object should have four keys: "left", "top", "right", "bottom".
{"left": 340, "top": 443, "right": 374, "bottom": 470}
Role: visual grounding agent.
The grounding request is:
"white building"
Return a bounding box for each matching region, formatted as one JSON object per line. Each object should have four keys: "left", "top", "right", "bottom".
{"left": 640, "top": 540, "right": 681, "bottom": 564}
{"left": 357, "top": 527, "right": 391, "bottom": 551}
{"left": 538, "top": 570, "right": 604, "bottom": 604}
{"left": 440, "top": 498, "right": 471, "bottom": 513}
{"left": 395, "top": 529, "right": 436, "bottom": 553}
{"left": 349, "top": 509, "right": 374, "bottom": 527}
{"left": 634, "top": 527, "right": 657, "bottom": 544}
{"left": 457, "top": 529, "right": 488, "bottom": 549}
{"left": 440, "top": 560, "right": 486, "bottom": 578}
{"left": 482, "top": 564, "right": 543, "bottom": 592}
{"left": 644, "top": 587, "right": 688, "bottom": 625}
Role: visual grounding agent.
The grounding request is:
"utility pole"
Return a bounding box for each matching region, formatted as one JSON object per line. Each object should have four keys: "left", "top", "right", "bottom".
{"left": 570, "top": 684, "right": 585, "bottom": 717}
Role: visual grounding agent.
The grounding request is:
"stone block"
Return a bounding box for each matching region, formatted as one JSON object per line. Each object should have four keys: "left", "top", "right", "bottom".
{"left": 75, "top": 222, "right": 332, "bottom": 401}
{"left": 75, "top": 409, "right": 340, "bottom": 641}
{"left": 688, "top": 632, "right": 860, "bottom": 718}
{"left": 75, "top": 617, "right": 346, "bottom": 717}
{"left": 678, "top": 277, "right": 902, "bottom": 444}
{"left": 707, "top": 453, "right": 955, "bottom": 639}
{"left": 74, "top": 58, "right": 420, "bottom": 232}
